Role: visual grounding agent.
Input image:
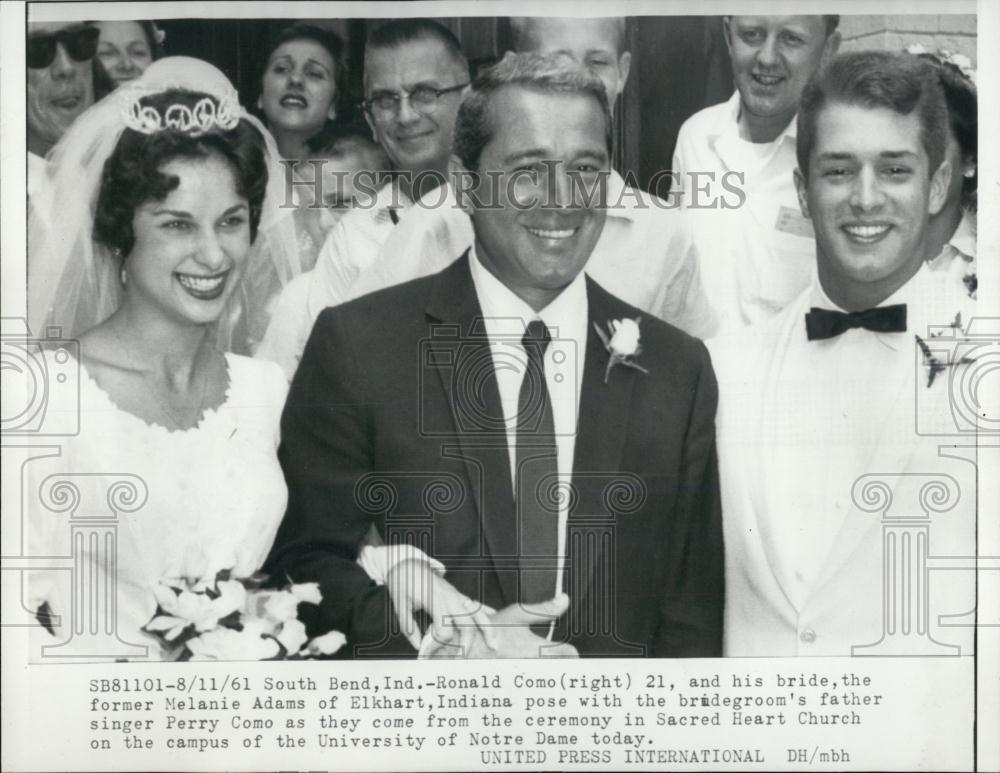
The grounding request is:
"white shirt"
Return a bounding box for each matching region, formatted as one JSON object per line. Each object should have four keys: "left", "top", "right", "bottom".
{"left": 468, "top": 245, "right": 588, "bottom": 594}
{"left": 255, "top": 180, "right": 413, "bottom": 378}
{"left": 708, "top": 265, "right": 977, "bottom": 655}
{"left": 346, "top": 171, "right": 717, "bottom": 339}
{"left": 672, "top": 91, "right": 816, "bottom": 332}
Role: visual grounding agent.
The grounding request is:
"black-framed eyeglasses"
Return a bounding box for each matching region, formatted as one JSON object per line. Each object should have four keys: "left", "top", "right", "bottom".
{"left": 361, "top": 82, "right": 469, "bottom": 118}
{"left": 27, "top": 25, "right": 100, "bottom": 69}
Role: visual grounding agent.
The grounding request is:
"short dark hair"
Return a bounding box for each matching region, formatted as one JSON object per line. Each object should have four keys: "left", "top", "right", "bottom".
{"left": 796, "top": 50, "right": 947, "bottom": 180}
{"left": 93, "top": 89, "right": 269, "bottom": 259}
{"left": 453, "top": 51, "right": 612, "bottom": 172}
{"left": 261, "top": 23, "right": 346, "bottom": 107}
{"left": 916, "top": 52, "right": 977, "bottom": 209}
{"left": 363, "top": 18, "right": 469, "bottom": 91}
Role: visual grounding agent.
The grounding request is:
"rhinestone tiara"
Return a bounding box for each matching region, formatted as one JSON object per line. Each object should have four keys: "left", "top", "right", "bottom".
{"left": 118, "top": 83, "right": 242, "bottom": 136}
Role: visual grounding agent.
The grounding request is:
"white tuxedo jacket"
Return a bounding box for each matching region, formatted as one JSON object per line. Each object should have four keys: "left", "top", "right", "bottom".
{"left": 708, "top": 267, "right": 978, "bottom": 656}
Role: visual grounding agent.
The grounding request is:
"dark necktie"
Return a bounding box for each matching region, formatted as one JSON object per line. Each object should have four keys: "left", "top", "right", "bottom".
{"left": 805, "top": 304, "right": 907, "bottom": 341}
{"left": 516, "top": 320, "right": 559, "bottom": 606}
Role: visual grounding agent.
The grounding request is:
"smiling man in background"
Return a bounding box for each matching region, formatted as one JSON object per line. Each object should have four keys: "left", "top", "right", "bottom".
{"left": 673, "top": 15, "right": 840, "bottom": 332}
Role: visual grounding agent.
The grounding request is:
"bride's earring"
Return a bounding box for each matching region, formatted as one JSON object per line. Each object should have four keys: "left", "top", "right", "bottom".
{"left": 116, "top": 250, "right": 127, "bottom": 286}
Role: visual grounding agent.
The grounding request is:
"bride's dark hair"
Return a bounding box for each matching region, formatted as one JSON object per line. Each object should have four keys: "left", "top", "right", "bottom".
{"left": 93, "top": 89, "right": 269, "bottom": 261}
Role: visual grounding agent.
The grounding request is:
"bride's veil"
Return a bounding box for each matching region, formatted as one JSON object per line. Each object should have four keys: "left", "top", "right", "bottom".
{"left": 27, "top": 56, "right": 302, "bottom": 354}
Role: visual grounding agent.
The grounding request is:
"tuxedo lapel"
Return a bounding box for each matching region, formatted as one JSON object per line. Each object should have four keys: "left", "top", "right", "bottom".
{"left": 424, "top": 252, "right": 518, "bottom": 607}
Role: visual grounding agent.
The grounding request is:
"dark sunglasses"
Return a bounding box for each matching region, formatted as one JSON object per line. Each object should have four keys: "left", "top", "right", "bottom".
{"left": 27, "top": 25, "right": 100, "bottom": 69}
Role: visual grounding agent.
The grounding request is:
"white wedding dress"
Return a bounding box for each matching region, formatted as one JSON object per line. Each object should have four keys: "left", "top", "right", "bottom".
{"left": 27, "top": 351, "right": 288, "bottom": 661}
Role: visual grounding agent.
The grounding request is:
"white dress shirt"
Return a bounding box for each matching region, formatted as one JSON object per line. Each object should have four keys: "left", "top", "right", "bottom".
{"left": 708, "top": 265, "right": 977, "bottom": 655}
{"left": 672, "top": 92, "right": 816, "bottom": 332}
{"left": 255, "top": 180, "right": 413, "bottom": 378}
{"left": 468, "top": 245, "right": 588, "bottom": 593}
{"left": 345, "top": 171, "right": 717, "bottom": 339}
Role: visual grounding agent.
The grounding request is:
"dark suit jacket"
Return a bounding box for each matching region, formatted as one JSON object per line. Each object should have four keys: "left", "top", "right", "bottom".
{"left": 266, "top": 253, "right": 723, "bottom": 657}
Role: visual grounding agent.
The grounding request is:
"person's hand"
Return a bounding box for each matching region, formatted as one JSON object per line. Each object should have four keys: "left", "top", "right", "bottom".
{"left": 385, "top": 558, "right": 497, "bottom": 654}
{"left": 423, "top": 594, "right": 578, "bottom": 659}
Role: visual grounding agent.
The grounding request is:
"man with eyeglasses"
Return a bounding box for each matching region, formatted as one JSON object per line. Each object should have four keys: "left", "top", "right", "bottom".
{"left": 26, "top": 21, "right": 100, "bottom": 200}
{"left": 257, "top": 18, "right": 470, "bottom": 376}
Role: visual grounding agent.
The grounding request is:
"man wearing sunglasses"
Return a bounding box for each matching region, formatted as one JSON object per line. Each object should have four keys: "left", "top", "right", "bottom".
{"left": 27, "top": 22, "right": 98, "bottom": 158}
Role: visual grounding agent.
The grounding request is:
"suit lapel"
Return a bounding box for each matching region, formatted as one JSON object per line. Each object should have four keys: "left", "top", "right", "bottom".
{"left": 425, "top": 252, "right": 518, "bottom": 607}
{"left": 567, "top": 280, "right": 638, "bottom": 617}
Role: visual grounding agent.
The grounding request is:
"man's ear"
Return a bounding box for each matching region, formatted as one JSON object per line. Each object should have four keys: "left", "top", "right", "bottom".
{"left": 363, "top": 108, "right": 377, "bottom": 143}
{"left": 793, "top": 167, "right": 811, "bottom": 220}
{"left": 722, "top": 16, "right": 733, "bottom": 57}
{"left": 617, "top": 51, "right": 632, "bottom": 93}
{"left": 448, "top": 154, "right": 476, "bottom": 215}
{"left": 928, "top": 159, "right": 952, "bottom": 217}
{"left": 821, "top": 30, "right": 842, "bottom": 67}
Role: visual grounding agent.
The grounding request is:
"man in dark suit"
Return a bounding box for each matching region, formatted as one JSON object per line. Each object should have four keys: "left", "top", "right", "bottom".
{"left": 267, "top": 52, "right": 723, "bottom": 658}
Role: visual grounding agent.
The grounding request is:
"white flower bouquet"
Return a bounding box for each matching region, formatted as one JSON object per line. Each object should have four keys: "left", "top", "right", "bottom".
{"left": 143, "top": 571, "right": 345, "bottom": 660}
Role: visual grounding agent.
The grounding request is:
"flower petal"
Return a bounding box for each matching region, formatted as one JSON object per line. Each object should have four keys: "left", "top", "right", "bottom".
{"left": 307, "top": 630, "right": 347, "bottom": 656}
{"left": 144, "top": 615, "right": 186, "bottom": 633}
{"left": 289, "top": 582, "right": 322, "bottom": 605}
{"left": 276, "top": 619, "right": 308, "bottom": 654}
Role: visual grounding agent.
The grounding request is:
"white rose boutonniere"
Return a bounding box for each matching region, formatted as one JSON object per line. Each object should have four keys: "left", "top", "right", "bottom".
{"left": 594, "top": 317, "right": 649, "bottom": 383}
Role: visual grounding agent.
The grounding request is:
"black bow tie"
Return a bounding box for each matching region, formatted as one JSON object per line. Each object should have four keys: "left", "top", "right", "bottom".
{"left": 805, "top": 304, "right": 907, "bottom": 340}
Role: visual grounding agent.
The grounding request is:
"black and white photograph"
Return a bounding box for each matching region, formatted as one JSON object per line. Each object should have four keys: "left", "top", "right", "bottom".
{"left": 1, "top": 0, "right": 996, "bottom": 770}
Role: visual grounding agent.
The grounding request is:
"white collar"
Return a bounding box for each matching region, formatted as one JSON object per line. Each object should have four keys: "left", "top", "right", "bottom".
{"left": 469, "top": 243, "right": 588, "bottom": 343}
{"left": 713, "top": 90, "right": 798, "bottom": 146}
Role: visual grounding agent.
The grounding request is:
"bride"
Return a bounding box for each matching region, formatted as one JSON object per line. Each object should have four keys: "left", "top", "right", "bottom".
{"left": 26, "top": 58, "right": 291, "bottom": 660}
{"left": 26, "top": 57, "right": 492, "bottom": 660}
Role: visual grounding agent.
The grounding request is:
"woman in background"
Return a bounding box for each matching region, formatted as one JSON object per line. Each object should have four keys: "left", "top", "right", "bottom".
{"left": 257, "top": 23, "right": 345, "bottom": 162}
{"left": 95, "top": 20, "right": 164, "bottom": 87}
